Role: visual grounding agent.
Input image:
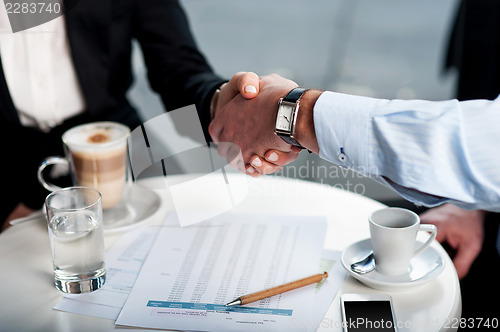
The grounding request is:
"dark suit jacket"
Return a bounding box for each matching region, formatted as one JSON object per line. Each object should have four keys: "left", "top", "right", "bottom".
{"left": 445, "top": 0, "right": 500, "bottom": 100}
{"left": 0, "top": 0, "right": 225, "bottom": 219}
{"left": 445, "top": 3, "right": 500, "bottom": 317}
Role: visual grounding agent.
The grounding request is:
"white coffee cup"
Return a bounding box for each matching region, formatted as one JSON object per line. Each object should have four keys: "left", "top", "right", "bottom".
{"left": 369, "top": 207, "right": 437, "bottom": 276}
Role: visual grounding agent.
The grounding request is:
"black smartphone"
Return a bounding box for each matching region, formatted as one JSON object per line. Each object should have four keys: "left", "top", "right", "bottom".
{"left": 341, "top": 294, "right": 398, "bottom": 332}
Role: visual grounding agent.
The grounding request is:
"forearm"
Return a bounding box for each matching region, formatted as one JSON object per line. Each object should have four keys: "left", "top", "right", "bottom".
{"left": 133, "top": 0, "right": 225, "bottom": 140}
{"left": 313, "top": 91, "right": 500, "bottom": 211}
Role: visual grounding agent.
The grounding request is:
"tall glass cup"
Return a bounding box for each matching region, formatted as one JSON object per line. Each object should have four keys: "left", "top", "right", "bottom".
{"left": 38, "top": 122, "right": 131, "bottom": 228}
{"left": 45, "top": 187, "right": 106, "bottom": 293}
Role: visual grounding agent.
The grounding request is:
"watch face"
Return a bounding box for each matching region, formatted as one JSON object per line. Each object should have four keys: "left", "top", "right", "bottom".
{"left": 276, "top": 104, "right": 294, "bottom": 131}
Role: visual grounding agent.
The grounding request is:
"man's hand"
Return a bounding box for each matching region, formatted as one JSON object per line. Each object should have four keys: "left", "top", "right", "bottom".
{"left": 212, "top": 72, "right": 260, "bottom": 120}
{"left": 420, "top": 203, "right": 485, "bottom": 279}
{"left": 210, "top": 72, "right": 261, "bottom": 172}
{"left": 210, "top": 73, "right": 301, "bottom": 176}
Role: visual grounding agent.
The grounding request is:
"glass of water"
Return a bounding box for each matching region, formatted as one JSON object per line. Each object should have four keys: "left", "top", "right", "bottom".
{"left": 45, "top": 187, "right": 106, "bottom": 293}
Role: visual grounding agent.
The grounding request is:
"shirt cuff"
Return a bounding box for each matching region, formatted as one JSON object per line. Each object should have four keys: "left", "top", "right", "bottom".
{"left": 313, "top": 91, "right": 378, "bottom": 175}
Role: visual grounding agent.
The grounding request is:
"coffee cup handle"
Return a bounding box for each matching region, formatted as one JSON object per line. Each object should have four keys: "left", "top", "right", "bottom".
{"left": 413, "top": 224, "right": 438, "bottom": 257}
{"left": 37, "top": 156, "right": 69, "bottom": 192}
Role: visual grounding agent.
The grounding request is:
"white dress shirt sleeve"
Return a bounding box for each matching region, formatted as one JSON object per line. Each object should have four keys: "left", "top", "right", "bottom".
{"left": 314, "top": 91, "right": 500, "bottom": 212}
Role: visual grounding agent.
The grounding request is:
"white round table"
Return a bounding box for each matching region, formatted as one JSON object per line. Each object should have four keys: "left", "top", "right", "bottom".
{"left": 0, "top": 174, "right": 461, "bottom": 332}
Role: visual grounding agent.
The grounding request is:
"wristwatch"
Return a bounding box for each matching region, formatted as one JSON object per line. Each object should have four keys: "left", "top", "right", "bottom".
{"left": 274, "top": 87, "right": 308, "bottom": 149}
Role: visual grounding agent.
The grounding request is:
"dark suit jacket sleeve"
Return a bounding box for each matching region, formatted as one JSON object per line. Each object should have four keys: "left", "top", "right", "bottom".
{"left": 132, "top": 0, "right": 226, "bottom": 141}
{"left": 444, "top": 0, "right": 500, "bottom": 101}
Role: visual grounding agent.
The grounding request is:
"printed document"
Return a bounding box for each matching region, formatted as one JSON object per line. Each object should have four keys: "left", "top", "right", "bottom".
{"left": 116, "top": 212, "right": 327, "bottom": 331}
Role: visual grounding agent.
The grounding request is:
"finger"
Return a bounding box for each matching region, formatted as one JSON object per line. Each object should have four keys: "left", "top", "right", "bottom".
{"left": 237, "top": 72, "right": 260, "bottom": 99}
{"left": 223, "top": 72, "right": 259, "bottom": 99}
{"left": 435, "top": 230, "right": 447, "bottom": 244}
{"left": 213, "top": 71, "right": 259, "bottom": 123}
{"left": 246, "top": 165, "right": 262, "bottom": 178}
{"left": 263, "top": 149, "right": 299, "bottom": 166}
{"left": 453, "top": 239, "right": 482, "bottom": 279}
{"left": 419, "top": 215, "right": 448, "bottom": 243}
{"left": 250, "top": 156, "right": 282, "bottom": 175}
{"left": 421, "top": 220, "right": 447, "bottom": 243}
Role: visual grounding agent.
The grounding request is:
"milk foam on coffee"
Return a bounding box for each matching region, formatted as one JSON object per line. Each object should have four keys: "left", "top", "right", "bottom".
{"left": 62, "top": 122, "right": 130, "bottom": 209}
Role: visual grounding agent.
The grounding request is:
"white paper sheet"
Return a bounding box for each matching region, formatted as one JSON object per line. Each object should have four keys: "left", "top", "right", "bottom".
{"left": 54, "top": 250, "right": 345, "bottom": 328}
{"left": 306, "top": 251, "right": 347, "bottom": 332}
{"left": 116, "top": 212, "right": 327, "bottom": 332}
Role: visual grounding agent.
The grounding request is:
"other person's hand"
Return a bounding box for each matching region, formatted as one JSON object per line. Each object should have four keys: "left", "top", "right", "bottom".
{"left": 419, "top": 203, "right": 485, "bottom": 279}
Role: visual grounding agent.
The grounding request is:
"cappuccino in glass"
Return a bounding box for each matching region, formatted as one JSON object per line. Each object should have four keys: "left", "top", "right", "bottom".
{"left": 38, "top": 122, "right": 131, "bottom": 220}
{"left": 62, "top": 123, "right": 129, "bottom": 209}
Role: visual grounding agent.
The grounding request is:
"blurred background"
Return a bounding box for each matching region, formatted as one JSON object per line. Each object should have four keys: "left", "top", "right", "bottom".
{"left": 128, "top": 0, "right": 459, "bottom": 207}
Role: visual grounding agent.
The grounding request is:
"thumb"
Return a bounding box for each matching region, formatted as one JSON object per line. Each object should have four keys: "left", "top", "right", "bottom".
{"left": 216, "top": 72, "right": 260, "bottom": 110}
{"left": 236, "top": 72, "right": 260, "bottom": 99}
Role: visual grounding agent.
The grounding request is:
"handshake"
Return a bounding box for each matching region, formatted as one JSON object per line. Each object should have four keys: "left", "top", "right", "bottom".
{"left": 209, "top": 72, "right": 323, "bottom": 177}
{"left": 206, "top": 70, "right": 500, "bottom": 215}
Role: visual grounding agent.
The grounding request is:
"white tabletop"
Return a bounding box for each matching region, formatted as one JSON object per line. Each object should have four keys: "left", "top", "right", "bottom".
{"left": 0, "top": 174, "right": 461, "bottom": 332}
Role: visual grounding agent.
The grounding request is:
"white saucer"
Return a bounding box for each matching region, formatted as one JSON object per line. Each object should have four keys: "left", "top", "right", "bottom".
{"left": 103, "top": 185, "right": 164, "bottom": 234}
{"left": 341, "top": 238, "right": 445, "bottom": 291}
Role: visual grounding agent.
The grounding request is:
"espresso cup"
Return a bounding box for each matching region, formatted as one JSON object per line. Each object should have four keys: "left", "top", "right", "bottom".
{"left": 369, "top": 207, "right": 437, "bottom": 276}
{"left": 38, "top": 122, "right": 131, "bottom": 224}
